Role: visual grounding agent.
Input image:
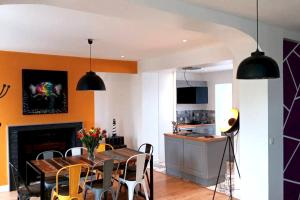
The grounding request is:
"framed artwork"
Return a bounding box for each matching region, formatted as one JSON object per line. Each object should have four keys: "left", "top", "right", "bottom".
{"left": 22, "top": 69, "right": 68, "bottom": 115}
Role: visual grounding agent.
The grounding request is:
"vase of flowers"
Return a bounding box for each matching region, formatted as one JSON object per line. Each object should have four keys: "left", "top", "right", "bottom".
{"left": 77, "top": 127, "right": 107, "bottom": 161}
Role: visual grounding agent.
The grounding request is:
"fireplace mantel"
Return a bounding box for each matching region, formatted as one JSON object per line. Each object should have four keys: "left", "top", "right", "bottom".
{"left": 8, "top": 122, "right": 83, "bottom": 190}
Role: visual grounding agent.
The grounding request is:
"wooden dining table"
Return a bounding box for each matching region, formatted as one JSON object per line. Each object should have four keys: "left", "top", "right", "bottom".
{"left": 25, "top": 148, "right": 154, "bottom": 200}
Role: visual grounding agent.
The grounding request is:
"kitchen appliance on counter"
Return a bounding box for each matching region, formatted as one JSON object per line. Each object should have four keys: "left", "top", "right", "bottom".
{"left": 175, "top": 131, "right": 213, "bottom": 138}
{"left": 172, "top": 121, "right": 179, "bottom": 133}
{"left": 178, "top": 124, "right": 216, "bottom": 135}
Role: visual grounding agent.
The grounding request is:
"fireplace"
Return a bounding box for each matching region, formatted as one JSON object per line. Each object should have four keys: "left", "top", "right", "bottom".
{"left": 8, "top": 122, "right": 82, "bottom": 190}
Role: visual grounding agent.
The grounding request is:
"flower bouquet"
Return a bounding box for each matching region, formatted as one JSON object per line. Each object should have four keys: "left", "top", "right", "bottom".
{"left": 77, "top": 127, "right": 107, "bottom": 160}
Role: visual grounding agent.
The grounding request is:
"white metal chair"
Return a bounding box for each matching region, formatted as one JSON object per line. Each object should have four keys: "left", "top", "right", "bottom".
{"left": 116, "top": 154, "right": 150, "bottom": 200}
{"left": 85, "top": 159, "right": 119, "bottom": 200}
{"left": 137, "top": 144, "right": 153, "bottom": 190}
{"left": 65, "top": 147, "right": 87, "bottom": 157}
{"left": 36, "top": 150, "right": 63, "bottom": 160}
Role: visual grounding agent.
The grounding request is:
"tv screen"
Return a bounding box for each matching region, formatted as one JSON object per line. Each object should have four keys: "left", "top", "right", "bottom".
{"left": 177, "top": 87, "right": 208, "bottom": 104}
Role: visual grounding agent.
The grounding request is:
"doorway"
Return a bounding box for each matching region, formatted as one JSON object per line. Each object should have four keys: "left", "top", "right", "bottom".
{"left": 215, "top": 83, "right": 232, "bottom": 135}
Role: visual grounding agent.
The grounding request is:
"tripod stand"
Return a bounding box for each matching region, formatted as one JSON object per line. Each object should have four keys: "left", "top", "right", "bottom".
{"left": 212, "top": 130, "right": 241, "bottom": 200}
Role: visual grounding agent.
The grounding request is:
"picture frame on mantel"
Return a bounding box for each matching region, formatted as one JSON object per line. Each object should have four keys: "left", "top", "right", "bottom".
{"left": 22, "top": 69, "right": 68, "bottom": 115}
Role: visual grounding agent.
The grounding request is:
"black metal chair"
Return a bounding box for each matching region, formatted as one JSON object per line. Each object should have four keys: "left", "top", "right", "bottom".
{"left": 9, "top": 162, "right": 40, "bottom": 200}
{"left": 138, "top": 143, "right": 153, "bottom": 186}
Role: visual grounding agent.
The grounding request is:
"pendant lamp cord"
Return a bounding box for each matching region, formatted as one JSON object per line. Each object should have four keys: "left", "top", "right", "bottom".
{"left": 184, "top": 69, "right": 193, "bottom": 87}
{"left": 89, "top": 41, "right": 92, "bottom": 72}
{"left": 256, "top": 0, "right": 259, "bottom": 51}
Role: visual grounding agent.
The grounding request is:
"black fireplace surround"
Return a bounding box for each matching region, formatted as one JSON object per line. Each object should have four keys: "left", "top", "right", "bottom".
{"left": 8, "top": 122, "right": 82, "bottom": 190}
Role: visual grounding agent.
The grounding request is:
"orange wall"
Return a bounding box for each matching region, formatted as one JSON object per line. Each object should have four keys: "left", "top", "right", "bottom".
{"left": 0, "top": 50, "right": 137, "bottom": 186}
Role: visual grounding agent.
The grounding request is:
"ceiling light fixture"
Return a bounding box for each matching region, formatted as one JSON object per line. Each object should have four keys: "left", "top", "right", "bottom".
{"left": 76, "top": 39, "right": 106, "bottom": 91}
{"left": 182, "top": 39, "right": 187, "bottom": 43}
{"left": 121, "top": 55, "right": 125, "bottom": 58}
{"left": 236, "top": 0, "right": 280, "bottom": 79}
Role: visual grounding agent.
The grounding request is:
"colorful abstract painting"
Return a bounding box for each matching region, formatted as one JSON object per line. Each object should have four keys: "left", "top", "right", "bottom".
{"left": 283, "top": 39, "right": 300, "bottom": 200}
{"left": 22, "top": 69, "right": 68, "bottom": 114}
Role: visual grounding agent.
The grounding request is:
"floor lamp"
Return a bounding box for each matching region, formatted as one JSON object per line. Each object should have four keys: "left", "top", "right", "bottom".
{"left": 212, "top": 108, "right": 241, "bottom": 200}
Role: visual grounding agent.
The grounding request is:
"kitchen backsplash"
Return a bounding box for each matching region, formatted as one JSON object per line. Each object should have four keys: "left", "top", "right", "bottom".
{"left": 176, "top": 110, "right": 215, "bottom": 124}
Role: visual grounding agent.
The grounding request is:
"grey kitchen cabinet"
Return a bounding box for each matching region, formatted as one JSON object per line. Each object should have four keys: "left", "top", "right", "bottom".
{"left": 165, "top": 136, "right": 184, "bottom": 177}
{"left": 165, "top": 134, "right": 227, "bottom": 186}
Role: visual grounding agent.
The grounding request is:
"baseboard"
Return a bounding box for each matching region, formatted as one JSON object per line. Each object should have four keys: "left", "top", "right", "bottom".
{"left": 0, "top": 185, "right": 9, "bottom": 192}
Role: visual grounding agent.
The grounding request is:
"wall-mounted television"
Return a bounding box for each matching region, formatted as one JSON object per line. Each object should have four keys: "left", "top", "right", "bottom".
{"left": 177, "top": 87, "right": 208, "bottom": 104}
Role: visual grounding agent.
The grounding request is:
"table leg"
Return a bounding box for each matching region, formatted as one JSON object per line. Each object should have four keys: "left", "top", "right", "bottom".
{"left": 26, "top": 161, "right": 46, "bottom": 200}
{"left": 25, "top": 162, "right": 29, "bottom": 185}
{"left": 40, "top": 172, "right": 45, "bottom": 200}
{"left": 150, "top": 155, "right": 153, "bottom": 200}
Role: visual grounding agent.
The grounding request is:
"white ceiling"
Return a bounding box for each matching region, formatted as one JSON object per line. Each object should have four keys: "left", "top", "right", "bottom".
{"left": 184, "top": 0, "right": 300, "bottom": 31}
{"left": 1, "top": 0, "right": 298, "bottom": 62}
{"left": 0, "top": 2, "right": 218, "bottom": 60}
{"left": 178, "top": 60, "right": 233, "bottom": 73}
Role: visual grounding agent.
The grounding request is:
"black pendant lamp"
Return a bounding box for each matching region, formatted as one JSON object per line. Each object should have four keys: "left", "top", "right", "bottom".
{"left": 236, "top": 0, "right": 280, "bottom": 79}
{"left": 76, "top": 39, "right": 106, "bottom": 90}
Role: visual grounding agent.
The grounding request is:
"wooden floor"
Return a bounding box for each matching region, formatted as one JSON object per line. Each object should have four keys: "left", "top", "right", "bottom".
{"left": 0, "top": 172, "right": 235, "bottom": 200}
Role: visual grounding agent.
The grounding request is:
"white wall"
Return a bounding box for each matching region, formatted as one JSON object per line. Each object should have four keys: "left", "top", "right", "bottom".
{"left": 94, "top": 73, "right": 141, "bottom": 149}
{"left": 239, "top": 80, "right": 269, "bottom": 200}
{"left": 215, "top": 83, "right": 232, "bottom": 136}
{"left": 176, "top": 70, "right": 233, "bottom": 111}
{"left": 93, "top": 1, "right": 300, "bottom": 199}
{"left": 158, "top": 71, "right": 176, "bottom": 162}
{"left": 94, "top": 71, "right": 176, "bottom": 162}
{"left": 134, "top": 2, "right": 300, "bottom": 199}
{"left": 139, "top": 72, "right": 160, "bottom": 160}
{"left": 139, "top": 71, "right": 176, "bottom": 162}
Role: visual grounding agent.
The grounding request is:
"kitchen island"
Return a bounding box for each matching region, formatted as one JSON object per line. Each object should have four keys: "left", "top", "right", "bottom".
{"left": 164, "top": 132, "right": 227, "bottom": 186}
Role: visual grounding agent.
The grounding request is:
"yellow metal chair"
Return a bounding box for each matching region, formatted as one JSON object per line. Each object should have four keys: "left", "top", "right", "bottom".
{"left": 51, "top": 164, "right": 89, "bottom": 200}
{"left": 96, "top": 143, "right": 114, "bottom": 153}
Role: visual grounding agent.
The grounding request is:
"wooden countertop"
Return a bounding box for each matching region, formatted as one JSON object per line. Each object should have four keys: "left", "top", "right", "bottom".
{"left": 178, "top": 123, "right": 215, "bottom": 129}
{"left": 164, "top": 132, "right": 226, "bottom": 143}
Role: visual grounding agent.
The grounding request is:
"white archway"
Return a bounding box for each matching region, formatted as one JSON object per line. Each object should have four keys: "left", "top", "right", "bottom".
{"left": 1, "top": 1, "right": 300, "bottom": 199}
